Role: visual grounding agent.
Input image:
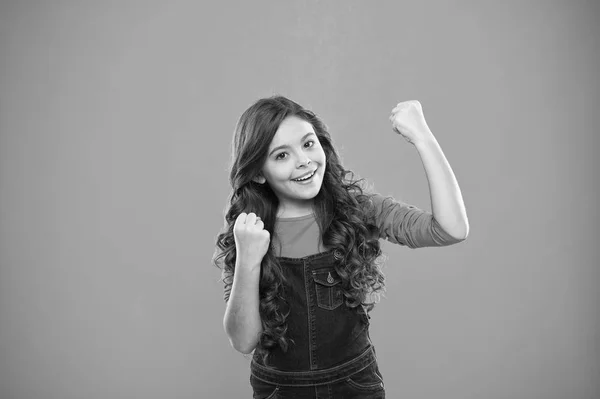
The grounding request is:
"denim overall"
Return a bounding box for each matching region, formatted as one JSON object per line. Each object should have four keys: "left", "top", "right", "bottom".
{"left": 250, "top": 249, "right": 385, "bottom": 398}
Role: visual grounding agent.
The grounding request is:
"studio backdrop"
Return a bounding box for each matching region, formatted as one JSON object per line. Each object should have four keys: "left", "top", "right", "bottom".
{"left": 0, "top": 1, "right": 598, "bottom": 398}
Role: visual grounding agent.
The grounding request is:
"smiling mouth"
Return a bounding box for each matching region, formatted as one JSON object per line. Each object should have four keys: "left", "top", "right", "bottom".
{"left": 292, "top": 169, "right": 317, "bottom": 182}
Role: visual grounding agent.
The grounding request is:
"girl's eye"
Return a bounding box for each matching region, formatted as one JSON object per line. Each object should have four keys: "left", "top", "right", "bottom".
{"left": 275, "top": 141, "right": 315, "bottom": 160}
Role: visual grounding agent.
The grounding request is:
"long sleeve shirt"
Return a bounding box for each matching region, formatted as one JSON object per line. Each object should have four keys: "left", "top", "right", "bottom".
{"left": 221, "top": 192, "right": 466, "bottom": 302}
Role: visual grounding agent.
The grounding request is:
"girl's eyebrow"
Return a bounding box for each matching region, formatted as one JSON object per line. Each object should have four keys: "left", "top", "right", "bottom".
{"left": 268, "top": 132, "right": 315, "bottom": 156}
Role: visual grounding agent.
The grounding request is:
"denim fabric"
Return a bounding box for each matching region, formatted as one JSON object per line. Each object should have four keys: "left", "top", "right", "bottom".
{"left": 250, "top": 249, "right": 385, "bottom": 398}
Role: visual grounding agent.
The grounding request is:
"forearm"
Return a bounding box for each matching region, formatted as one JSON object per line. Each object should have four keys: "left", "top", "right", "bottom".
{"left": 414, "top": 134, "right": 469, "bottom": 240}
{"left": 223, "top": 262, "right": 263, "bottom": 354}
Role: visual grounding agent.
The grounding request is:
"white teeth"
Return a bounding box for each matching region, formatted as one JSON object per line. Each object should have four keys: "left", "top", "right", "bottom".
{"left": 293, "top": 170, "right": 315, "bottom": 181}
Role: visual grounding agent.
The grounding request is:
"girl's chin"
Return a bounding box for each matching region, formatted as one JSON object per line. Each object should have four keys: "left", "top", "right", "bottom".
{"left": 290, "top": 180, "right": 321, "bottom": 191}
{"left": 285, "top": 179, "right": 321, "bottom": 195}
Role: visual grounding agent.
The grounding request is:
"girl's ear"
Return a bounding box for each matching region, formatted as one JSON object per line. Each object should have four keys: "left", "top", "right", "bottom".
{"left": 252, "top": 173, "right": 266, "bottom": 184}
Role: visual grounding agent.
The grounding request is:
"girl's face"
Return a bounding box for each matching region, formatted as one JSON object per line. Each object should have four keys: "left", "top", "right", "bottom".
{"left": 254, "top": 116, "right": 327, "bottom": 217}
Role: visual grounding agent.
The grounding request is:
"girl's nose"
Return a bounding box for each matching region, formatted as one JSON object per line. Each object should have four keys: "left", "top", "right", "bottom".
{"left": 298, "top": 158, "right": 311, "bottom": 167}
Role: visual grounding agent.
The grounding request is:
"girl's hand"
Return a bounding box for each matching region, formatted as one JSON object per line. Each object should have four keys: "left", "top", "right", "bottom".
{"left": 233, "top": 212, "right": 270, "bottom": 268}
{"left": 389, "top": 100, "right": 433, "bottom": 145}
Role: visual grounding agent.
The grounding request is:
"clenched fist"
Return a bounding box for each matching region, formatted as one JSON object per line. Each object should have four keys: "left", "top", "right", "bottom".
{"left": 389, "top": 100, "right": 433, "bottom": 145}
{"left": 233, "top": 212, "right": 271, "bottom": 268}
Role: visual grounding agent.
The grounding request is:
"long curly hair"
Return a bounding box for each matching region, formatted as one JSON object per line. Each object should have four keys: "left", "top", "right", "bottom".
{"left": 212, "top": 95, "right": 386, "bottom": 365}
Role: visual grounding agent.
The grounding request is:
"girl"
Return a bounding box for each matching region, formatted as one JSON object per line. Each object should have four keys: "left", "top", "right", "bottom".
{"left": 213, "top": 95, "right": 468, "bottom": 398}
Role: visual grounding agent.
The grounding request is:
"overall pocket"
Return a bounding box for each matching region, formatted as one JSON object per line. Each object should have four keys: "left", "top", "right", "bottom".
{"left": 250, "top": 374, "right": 280, "bottom": 399}
{"left": 344, "top": 362, "right": 385, "bottom": 392}
{"left": 312, "top": 268, "right": 343, "bottom": 310}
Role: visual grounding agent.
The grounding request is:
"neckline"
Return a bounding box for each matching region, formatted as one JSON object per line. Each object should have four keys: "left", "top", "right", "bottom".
{"left": 276, "top": 212, "right": 315, "bottom": 221}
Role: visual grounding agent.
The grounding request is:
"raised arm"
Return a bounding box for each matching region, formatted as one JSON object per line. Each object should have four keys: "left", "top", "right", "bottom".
{"left": 390, "top": 100, "right": 469, "bottom": 240}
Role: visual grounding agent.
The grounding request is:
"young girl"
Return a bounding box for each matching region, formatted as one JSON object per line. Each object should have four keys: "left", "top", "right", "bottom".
{"left": 213, "top": 95, "right": 468, "bottom": 398}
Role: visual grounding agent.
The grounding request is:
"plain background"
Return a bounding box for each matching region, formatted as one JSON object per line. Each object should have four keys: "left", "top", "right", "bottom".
{"left": 1, "top": 1, "right": 598, "bottom": 398}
